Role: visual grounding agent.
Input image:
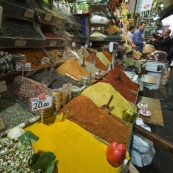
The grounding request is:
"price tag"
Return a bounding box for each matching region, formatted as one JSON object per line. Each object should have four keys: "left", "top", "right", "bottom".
{"left": 44, "top": 14, "right": 52, "bottom": 21}
{"left": 14, "top": 40, "right": 26, "bottom": 46}
{"left": 77, "top": 10, "right": 82, "bottom": 14}
{"left": 31, "top": 96, "right": 52, "bottom": 111}
{"left": 16, "top": 62, "right": 31, "bottom": 71}
{"left": 49, "top": 40, "right": 57, "bottom": 47}
{"left": 63, "top": 40, "right": 69, "bottom": 45}
{"left": 85, "top": 44, "right": 88, "bottom": 48}
{"left": 0, "top": 115, "right": 6, "bottom": 131}
{"left": 24, "top": 9, "right": 34, "bottom": 18}
{"left": 72, "top": 42, "right": 76, "bottom": 47}
{"left": 0, "top": 81, "right": 7, "bottom": 93}
{"left": 41, "top": 57, "right": 50, "bottom": 65}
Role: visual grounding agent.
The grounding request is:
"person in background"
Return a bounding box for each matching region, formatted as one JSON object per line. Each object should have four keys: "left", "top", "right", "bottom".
{"left": 160, "top": 47, "right": 173, "bottom": 110}
{"left": 132, "top": 22, "right": 146, "bottom": 53}
{"left": 127, "top": 26, "right": 135, "bottom": 40}
{"left": 151, "top": 29, "right": 172, "bottom": 54}
{"left": 147, "top": 33, "right": 160, "bottom": 49}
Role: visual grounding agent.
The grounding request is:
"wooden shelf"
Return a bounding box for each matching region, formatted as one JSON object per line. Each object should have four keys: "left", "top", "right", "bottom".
{"left": 0, "top": 71, "right": 22, "bottom": 81}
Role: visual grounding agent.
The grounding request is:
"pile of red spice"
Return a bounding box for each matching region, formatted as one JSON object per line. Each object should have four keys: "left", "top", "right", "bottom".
{"left": 42, "top": 28, "right": 59, "bottom": 38}
{"left": 59, "top": 95, "right": 132, "bottom": 147}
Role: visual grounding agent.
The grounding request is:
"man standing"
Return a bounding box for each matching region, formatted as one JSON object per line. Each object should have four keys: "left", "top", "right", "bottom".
{"left": 127, "top": 26, "right": 135, "bottom": 40}
{"left": 151, "top": 29, "right": 172, "bottom": 54}
{"left": 132, "top": 22, "right": 146, "bottom": 53}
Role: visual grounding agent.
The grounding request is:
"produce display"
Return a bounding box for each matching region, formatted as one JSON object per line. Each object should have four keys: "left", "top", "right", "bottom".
{"left": 55, "top": 58, "right": 89, "bottom": 81}
{"left": 82, "top": 82, "right": 132, "bottom": 118}
{"left": 4, "top": 48, "right": 53, "bottom": 69}
{"left": 25, "top": 120, "right": 130, "bottom": 173}
{"left": 0, "top": 18, "right": 42, "bottom": 38}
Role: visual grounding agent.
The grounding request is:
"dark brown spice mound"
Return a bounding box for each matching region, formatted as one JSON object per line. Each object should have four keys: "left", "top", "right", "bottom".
{"left": 60, "top": 95, "right": 132, "bottom": 147}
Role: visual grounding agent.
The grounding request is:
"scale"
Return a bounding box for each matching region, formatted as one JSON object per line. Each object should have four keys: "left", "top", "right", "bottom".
{"left": 109, "top": 42, "right": 119, "bottom": 69}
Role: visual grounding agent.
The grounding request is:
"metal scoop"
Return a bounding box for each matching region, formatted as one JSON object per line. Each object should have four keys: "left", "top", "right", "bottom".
{"left": 41, "top": 68, "right": 54, "bottom": 86}
{"left": 100, "top": 95, "right": 114, "bottom": 113}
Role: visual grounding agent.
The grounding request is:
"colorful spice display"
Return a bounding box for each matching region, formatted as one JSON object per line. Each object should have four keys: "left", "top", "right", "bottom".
{"left": 55, "top": 58, "right": 89, "bottom": 81}
{"left": 104, "top": 67, "right": 139, "bottom": 92}
{"left": 96, "top": 52, "right": 111, "bottom": 66}
{"left": 0, "top": 18, "right": 42, "bottom": 38}
{"left": 102, "top": 50, "right": 112, "bottom": 62}
{"left": 5, "top": 48, "right": 53, "bottom": 69}
{"left": 60, "top": 95, "right": 131, "bottom": 146}
{"left": 82, "top": 83, "right": 132, "bottom": 118}
{"left": 26, "top": 120, "right": 130, "bottom": 173}
{"left": 7, "top": 76, "right": 52, "bottom": 105}
{"left": 86, "top": 54, "right": 107, "bottom": 71}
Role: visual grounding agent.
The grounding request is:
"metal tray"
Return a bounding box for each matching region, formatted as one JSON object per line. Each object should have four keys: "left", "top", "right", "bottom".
{"left": 0, "top": 23, "right": 45, "bottom": 48}
{"left": 0, "top": 0, "right": 34, "bottom": 22}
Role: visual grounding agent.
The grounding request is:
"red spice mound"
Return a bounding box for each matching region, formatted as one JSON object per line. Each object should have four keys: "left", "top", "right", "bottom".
{"left": 59, "top": 95, "right": 132, "bottom": 147}
{"left": 104, "top": 67, "right": 139, "bottom": 92}
{"left": 86, "top": 54, "right": 107, "bottom": 71}
{"left": 42, "top": 28, "right": 59, "bottom": 38}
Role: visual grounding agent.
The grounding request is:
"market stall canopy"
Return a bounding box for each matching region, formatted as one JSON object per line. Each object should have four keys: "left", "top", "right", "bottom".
{"left": 160, "top": 5, "right": 173, "bottom": 20}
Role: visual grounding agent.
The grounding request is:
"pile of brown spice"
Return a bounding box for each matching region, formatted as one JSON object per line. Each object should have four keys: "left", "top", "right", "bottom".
{"left": 104, "top": 67, "right": 139, "bottom": 92}
{"left": 55, "top": 58, "right": 89, "bottom": 81}
{"left": 59, "top": 95, "right": 132, "bottom": 147}
{"left": 86, "top": 54, "right": 107, "bottom": 71}
{"left": 5, "top": 48, "right": 53, "bottom": 69}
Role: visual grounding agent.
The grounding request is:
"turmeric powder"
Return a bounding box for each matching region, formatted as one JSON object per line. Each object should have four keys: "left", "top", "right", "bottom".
{"left": 25, "top": 120, "right": 130, "bottom": 173}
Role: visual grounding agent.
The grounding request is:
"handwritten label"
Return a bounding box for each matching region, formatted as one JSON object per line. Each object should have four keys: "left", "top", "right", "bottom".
{"left": 15, "top": 40, "right": 26, "bottom": 47}
{"left": 72, "top": 42, "right": 76, "bottom": 47}
{"left": 41, "top": 57, "right": 50, "bottom": 65}
{"left": 0, "top": 115, "right": 6, "bottom": 131}
{"left": 24, "top": 9, "right": 34, "bottom": 18}
{"left": 31, "top": 96, "right": 52, "bottom": 111}
{"left": 44, "top": 14, "right": 52, "bottom": 21}
{"left": 0, "top": 81, "right": 7, "bottom": 93}
{"left": 49, "top": 40, "right": 57, "bottom": 47}
{"left": 16, "top": 62, "right": 31, "bottom": 71}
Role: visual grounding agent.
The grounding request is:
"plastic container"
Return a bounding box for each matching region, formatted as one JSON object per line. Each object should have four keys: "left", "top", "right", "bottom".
{"left": 145, "top": 72, "right": 163, "bottom": 90}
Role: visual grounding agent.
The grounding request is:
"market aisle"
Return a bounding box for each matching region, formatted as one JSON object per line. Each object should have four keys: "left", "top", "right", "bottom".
{"left": 135, "top": 86, "right": 173, "bottom": 173}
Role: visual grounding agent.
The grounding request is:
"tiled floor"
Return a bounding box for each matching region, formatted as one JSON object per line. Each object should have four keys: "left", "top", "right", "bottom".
{"left": 134, "top": 86, "right": 173, "bottom": 173}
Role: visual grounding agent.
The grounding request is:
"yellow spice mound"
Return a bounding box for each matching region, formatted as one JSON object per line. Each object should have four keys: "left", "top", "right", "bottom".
{"left": 54, "top": 58, "right": 89, "bottom": 81}
{"left": 26, "top": 120, "right": 129, "bottom": 173}
{"left": 82, "top": 82, "right": 132, "bottom": 118}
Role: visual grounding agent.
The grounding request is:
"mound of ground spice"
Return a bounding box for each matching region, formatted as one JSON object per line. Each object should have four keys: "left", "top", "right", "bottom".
{"left": 104, "top": 67, "right": 139, "bottom": 92}
{"left": 86, "top": 54, "right": 107, "bottom": 71}
{"left": 102, "top": 50, "right": 112, "bottom": 62}
{"left": 55, "top": 58, "right": 89, "bottom": 81}
{"left": 59, "top": 95, "right": 132, "bottom": 147}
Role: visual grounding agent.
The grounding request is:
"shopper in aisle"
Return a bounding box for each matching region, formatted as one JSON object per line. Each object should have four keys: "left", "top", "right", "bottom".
{"left": 127, "top": 26, "right": 135, "bottom": 40}
{"left": 160, "top": 47, "right": 173, "bottom": 110}
{"left": 132, "top": 22, "right": 146, "bottom": 53}
{"left": 151, "top": 28, "right": 172, "bottom": 54}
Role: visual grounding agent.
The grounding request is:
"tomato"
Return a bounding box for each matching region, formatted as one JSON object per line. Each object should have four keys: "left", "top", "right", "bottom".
{"left": 106, "top": 142, "right": 126, "bottom": 167}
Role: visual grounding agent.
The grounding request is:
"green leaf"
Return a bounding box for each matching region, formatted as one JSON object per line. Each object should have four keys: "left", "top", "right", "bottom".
{"left": 28, "top": 153, "right": 40, "bottom": 168}
{"left": 34, "top": 152, "right": 56, "bottom": 169}
{"left": 45, "top": 160, "right": 59, "bottom": 173}
{"left": 18, "top": 131, "right": 39, "bottom": 144}
{"left": 19, "top": 143, "right": 26, "bottom": 151}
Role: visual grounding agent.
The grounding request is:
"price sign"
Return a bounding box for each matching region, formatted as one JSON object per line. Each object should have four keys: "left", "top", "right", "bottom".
{"left": 15, "top": 40, "right": 26, "bottom": 47}
{"left": 31, "top": 96, "right": 52, "bottom": 111}
{"left": 0, "top": 81, "right": 7, "bottom": 93}
{"left": 16, "top": 62, "right": 31, "bottom": 71}
{"left": 24, "top": 9, "right": 34, "bottom": 18}
{"left": 49, "top": 40, "right": 57, "bottom": 47}
{"left": 41, "top": 57, "right": 50, "bottom": 65}
{"left": 72, "top": 42, "right": 76, "bottom": 47}
{"left": 44, "top": 14, "right": 52, "bottom": 21}
{"left": 0, "top": 115, "right": 6, "bottom": 131}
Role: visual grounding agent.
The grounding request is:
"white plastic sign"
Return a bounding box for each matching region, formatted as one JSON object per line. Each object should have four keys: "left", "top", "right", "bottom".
{"left": 0, "top": 81, "right": 7, "bottom": 93}
{"left": 16, "top": 62, "right": 31, "bottom": 71}
{"left": 15, "top": 40, "right": 26, "bottom": 46}
{"left": 41, "top": 57, "right": 50, "bottom": 65}
{"left": 49, "top": 40, "right": 57, "bottom": 47}
{"left": 44, "top": 14, "right": 52, "bottom": 21}
{"left": 72, "top": 42, "right": 76, "bottom": 47}
{"left": 24, "top": 9, "right": 34, "bottom": 18}
{"left": 31, "top": 96, "right": 52, "bottom": 111}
